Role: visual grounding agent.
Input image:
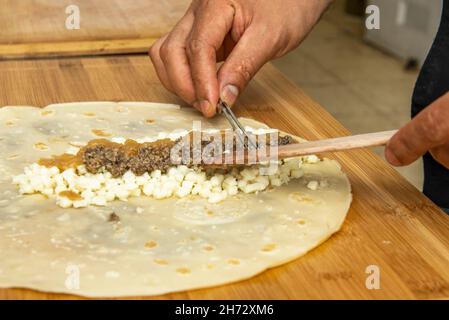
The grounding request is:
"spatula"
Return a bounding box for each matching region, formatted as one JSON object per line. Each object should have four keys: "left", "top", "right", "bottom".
{"left": 199, "top": 130, "right": 398, "bottom": 167}
{"left": 275, "top": 130, "right": 398, "bottom": 160}
{"left": 229, "top": 130, "right": 398, "bottom": 164}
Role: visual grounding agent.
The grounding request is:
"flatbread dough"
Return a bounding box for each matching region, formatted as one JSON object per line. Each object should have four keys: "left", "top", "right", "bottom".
{"left": 0, "top": 102, "right": 352, "bottom": 297}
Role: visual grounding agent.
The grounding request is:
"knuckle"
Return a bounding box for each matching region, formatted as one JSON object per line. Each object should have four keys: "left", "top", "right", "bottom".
{"left": 186, "top": 38, "right": 216, "bottom": 63}
{"left": 271, "top": 27, "right": 300, "bottom": 58}
{"left": 187, "top": 38, "right": 206, "bottom": 56}
{"left": 148, "top": 44, "right": 158, "bottom": 59}
{"left": 395, "top": 136, "right": 415, "bottom": 164}
{"left": 423, "top": 104, "right": 448, "bottom": 144}
{"left": 234, "top": 57, "right": 256, "bottom": 84}
{"left": 159, "top": 41, "right": 175, "bottom": 61}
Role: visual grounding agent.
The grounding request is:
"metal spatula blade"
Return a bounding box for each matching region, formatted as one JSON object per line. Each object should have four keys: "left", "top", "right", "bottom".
{"left": 217, "top": 99, "right": 257, "bottom": 149}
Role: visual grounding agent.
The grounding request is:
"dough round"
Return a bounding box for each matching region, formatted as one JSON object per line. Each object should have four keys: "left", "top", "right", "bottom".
{"left": 0, "top": 102, "right": 352, "bottom": 297}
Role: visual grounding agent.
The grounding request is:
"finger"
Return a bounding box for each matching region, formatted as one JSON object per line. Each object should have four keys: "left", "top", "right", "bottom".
{"left": 149, "top": 35, "right": 174, "bottom": 93}
{"left": 218, "top": 24, "right": 277, "bottom": 106}
{"left": 159, "top": 13, "right": 196, "bottom": 105}
{"left": 430, "top": 143, "right": 449, "bottom": 169}
{"left": 186, "top": 1, "right": 236, "bottom": 117}
{"left": 385, "top": 93, "right": 449, "bottom": 166}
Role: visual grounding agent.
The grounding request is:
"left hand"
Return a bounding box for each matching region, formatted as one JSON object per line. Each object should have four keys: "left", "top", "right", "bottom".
{"left": 385, "top": 91, "right": 449, "bottom": 169}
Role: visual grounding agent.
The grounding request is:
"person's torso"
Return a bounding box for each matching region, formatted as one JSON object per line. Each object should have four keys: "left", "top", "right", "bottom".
{"left": 412, "top": 0, "right": 449, "bottom": 208}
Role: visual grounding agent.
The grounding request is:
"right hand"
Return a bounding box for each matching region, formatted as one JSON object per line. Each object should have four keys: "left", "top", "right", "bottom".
{"left": 386, "top": 92, "right": 449, "bottom": 169}
{"left": 149, "top": 0, "right": 332, "bottom": 117}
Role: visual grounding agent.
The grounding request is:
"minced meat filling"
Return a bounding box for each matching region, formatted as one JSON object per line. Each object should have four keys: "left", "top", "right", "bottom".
{"left": 277, "top": 135, "right": 294, "bottom": 146}
{"left": 82, "top": 134, "right": 295, "bottom": 177}
{"left": 83, "top": 139, "right": 178, "bottom": 177}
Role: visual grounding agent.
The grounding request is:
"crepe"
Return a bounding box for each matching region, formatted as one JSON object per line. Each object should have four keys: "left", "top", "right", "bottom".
{"left": 0, "top": 102, "right": 352, "bottom": 297}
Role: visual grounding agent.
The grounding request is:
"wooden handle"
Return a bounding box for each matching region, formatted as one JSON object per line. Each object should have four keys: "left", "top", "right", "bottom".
{"left": 277, "top": 130, "right": 398, "bottom": 159}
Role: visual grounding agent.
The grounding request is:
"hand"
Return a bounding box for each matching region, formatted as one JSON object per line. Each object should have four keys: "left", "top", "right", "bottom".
{"left": 385, "top": 92, "right": 449, "bottom": 169}
{"left": 149, "top": 0, "right": 332, "bottom": 117}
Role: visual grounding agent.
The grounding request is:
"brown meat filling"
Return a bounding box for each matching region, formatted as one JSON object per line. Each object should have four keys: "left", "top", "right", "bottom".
{"left": 40, "top": 132, "right": 295, "bottom": 177}
{"left": 83, "top": 139, "right": 179, "bottom": 177}
{"left": 83, "top": 134, "right": 295, "bottom": 177}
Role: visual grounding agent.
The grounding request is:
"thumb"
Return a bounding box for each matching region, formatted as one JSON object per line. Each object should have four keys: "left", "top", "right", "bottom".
{"left": 385, "top": 93, "right": 449, "bottom": 166}
{"left": 218, "top": 25, "right": 275, "bottom": 106}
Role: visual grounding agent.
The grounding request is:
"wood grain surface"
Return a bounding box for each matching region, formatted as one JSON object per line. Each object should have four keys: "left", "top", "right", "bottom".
{"left": 0, "top": 0, "right": 188, "bottom": 59}
{"left": 0, "top": 55, "right": 449, "bottom": 300}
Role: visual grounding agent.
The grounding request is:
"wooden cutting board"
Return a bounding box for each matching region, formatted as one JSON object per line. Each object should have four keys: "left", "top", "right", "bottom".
{"left": 1, "top": 55, "right": 449, "bottom": 300}
{"left": 0, "top": 0, "right": 189, "bottom": 59}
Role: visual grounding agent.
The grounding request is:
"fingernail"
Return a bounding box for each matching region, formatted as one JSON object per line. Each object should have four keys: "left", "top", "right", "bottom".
{"left": 221, "top": 85, "right": 239, "bottom": 106}
{"left": 194, "top": 100, "right": 213, "bottom": 116}
{"left": 385, "top": 147, "right": 401, "bottom": 166}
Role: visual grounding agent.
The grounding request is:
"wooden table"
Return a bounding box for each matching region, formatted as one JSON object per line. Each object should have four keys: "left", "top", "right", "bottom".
{"left": 1, "top": 55, "right": 449, "bottom": 299}
{"left": 0, "top": 0, "right": 189, "bottom": 59}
